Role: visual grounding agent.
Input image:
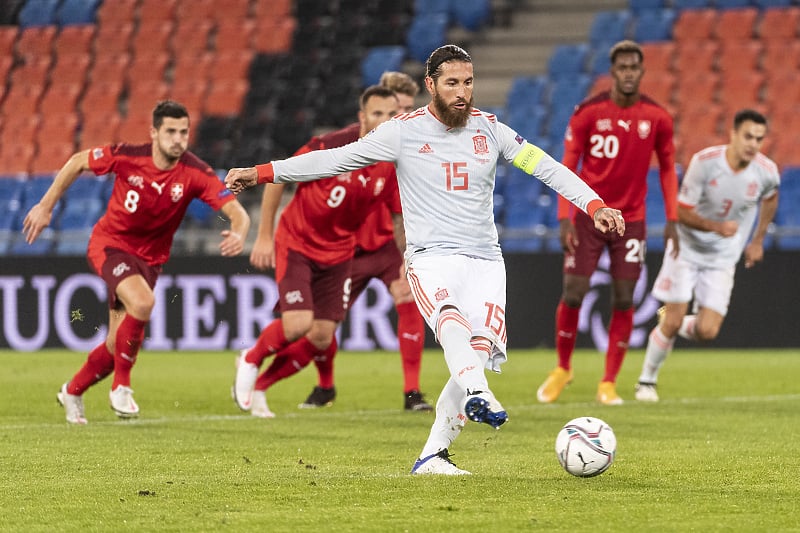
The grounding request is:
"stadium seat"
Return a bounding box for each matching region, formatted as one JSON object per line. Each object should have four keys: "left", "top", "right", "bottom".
{"left": 717, "top": 40, "right": 763, "bottom": 74}
{"left": 639, "top": 71, "right": 676, "bottom": 105}
{"left": 764, "top": 71, "right": 800, "bottom": 107}
{"left": 212, "top": 0, "right": 252, "bottom": 21}
{"left": 0, "top": 178, "right": 24, "bottom": 225}
{"left": 405, "top": 14, "right": 448, "bottom": 63}
{"left": 55, "top": 230, "right": 93, "bottom": 255}
{"left": 89, "top": 53, "right": 131, "bottom": 87}
{"left": 57, "top": 197, "right": 104, "bottom": 230}
{"left": 172, "top": 52, "right": 215, "bottom": 86}
{"left": 126, "top": 81, "right": 171, "bottom": 119}
{"left": 204, "top": 79, "right": 249, "bottom": 116}
{"left": 589, "top": 11, "right": 632, "bottom": 46}
{"left": 640, "top": 42, "right": 675, "bottom": 73}
{"left": 505, "top": 105, "right": 547, "bottom": 142}
{"left": 93, "top": 22, "right": 134, "bottom": 56}
{"left": 175, "top": 0, "right": 216, "bottom": 21}
{"left": 673, "top": 41, "right": 718, "bottom": 73}
{"left": 214, "top": 19, "right": 256, "bottom": 52}
{"left": 18, "top": 0, "right": 60, "bottom": 28}
{"left": 361, "top": 46, "right": 405, "bottom": 87}
{"left": 547, "top": 75, "right": 592, "bottom": 110}
{"left": 15, "top": 26, "right": 57, "bottom": 59}
{"left": 632, "top": 9, "right": 676, "bottom": 43}
{"left": 36, "top": 111, "right": 80, "bottom": 145}
{"left": 95, "top": 0, "right": 136, "bottom": 25}
{"left": 713, "top": 8, "right": 758, "bottom": 40}
{"left": 126, "top": 52, "right": 170, "bottom": 84}
{"left": 450, "top": 0, "right": 490, "bottom": 31}
{"left": 506, "top": 75, "right": 549, "bottom": 108}
{"left": 253, "top": 0, "right": 291, "bottom": 18}
{"left": 758, "top": 7, "right": 800, "bottom": 42}
{"left": 54, "top": 25, "right": 95, "bottom": 57}
{"left": 173, "top": 19, "right": 213, "bottom": 53}
{"left": 761, "top": 40, "right": 800, "bottom": 73}
{"left": 79, "top": 112, "right": 122, "bottom": 149}
{"left": 547, "top": 44, "right": 590, "bottom": 80}
{"left": 678, "top": 102, "right": 723, "bottom": 137}
{"left": 138, "top": 0, "right": 177, "bottom": 25}
{"left": 415, "top": 0, "right": 449, "bottom": 16}
{"left": 0, "top": 82, "right": 45, "bottom": 115}
{"left": 31, "top": 142, "right": 76, "bottom": 175}
{"left": 251, "top": 17, "right": 297, "bottom": 54}
{"left": 132, "top": 21, "right": 174, "bottom": 57}
{"left": 714, "top": 0, "right": 752, "bottom": 8}
{"left": 10, "top": 230, "right": 55, "bottom": 255}
{"left": 718, "top": 72, "right": 765, "bottom": 112}
{"left": 48, "top": 53, "right": 91, "bottom": 86}
{"left": 55, "top": 0, "right": 101, "bottom": 26}
{"left": 672, "top": 9, "right": 717, "bottom": 43}
{"left": 0, "top": 142, "right": 35, "bottom": 174}
{"left": 628, "top": 0, "right": 665, "bottom": 15}
{"left": 117, "top": 115, "right": 153, "bottom": 144}
{"left": 671, "top": 0, "right": 712, "bottom": 9}
{"left": 209, "top": 50, "right": 255, "bottom": 82}
{"left": 9, "top": 56, "right": 51, "bottom": 86}
{"left": 0, "top": 26, "right": 18, "bottom": 57}
{"left": 1, "top": 114, "right": 40, "bottom": 147}
{"left": 80, "top": 79, "right": 123, "bottom": 116}
{"left": 753, "top": 0, "right": 793, "bottom": 6}
{"left": 39, "top": 83, "right": 83, "bottom": 116}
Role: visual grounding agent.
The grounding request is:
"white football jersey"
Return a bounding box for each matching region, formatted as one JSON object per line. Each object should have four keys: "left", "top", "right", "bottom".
{"left": 272, "top": 106, "right": 604, "bottom": 261}
{"left": 678, "top": 145, "right": 780, "bottom": 268}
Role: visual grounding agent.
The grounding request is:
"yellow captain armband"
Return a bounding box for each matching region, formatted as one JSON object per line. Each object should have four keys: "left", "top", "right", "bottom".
{"left": 512, "top": 142, "right": 545, "bottom": 174}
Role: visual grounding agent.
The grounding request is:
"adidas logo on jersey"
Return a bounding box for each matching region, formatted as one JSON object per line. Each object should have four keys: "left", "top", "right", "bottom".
{"left": 418, "top": 143, "right": 433, "bottom": 154}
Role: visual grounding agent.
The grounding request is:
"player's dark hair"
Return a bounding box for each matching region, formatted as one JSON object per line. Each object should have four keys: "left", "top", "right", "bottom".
{"left": 733, "top": 109, "right": 767, "bottom": 130}
{"left": 152, "top": 100, "right": 189, "bottom": 129}
{"left": 360, "top": 85, "right": 397, "bottom": 110}
{"left": 609, "top": 40, "right": 643, "bottom": 64}
{"left": 425, "top": 44, "right": 472, "bottom": 80}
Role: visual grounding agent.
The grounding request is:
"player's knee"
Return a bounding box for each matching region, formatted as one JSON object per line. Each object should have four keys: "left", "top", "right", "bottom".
{"left": 694, "top": 322, "right": 720, "bottom": 342}
{"left": 126, "top": 297, "right": 154, "bottom": 320}
{"left": 282, "top": 317, "right": 313, "bottom": 342}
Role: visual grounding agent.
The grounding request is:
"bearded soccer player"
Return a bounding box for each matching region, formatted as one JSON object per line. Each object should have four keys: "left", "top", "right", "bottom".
{"left": 22, "top": 100, "right": 250, "bottom": 424}
{"left": 537, "top": 40, "right": 680, "bottom": 406}
{"left": 225, "top": 45, "right": 625, "bottom": 475}
{"left": 233, "top": 85, "right": 404, "bottom": 418}
{"left": 635, "top": 109, "right": 779, "bottom": 402}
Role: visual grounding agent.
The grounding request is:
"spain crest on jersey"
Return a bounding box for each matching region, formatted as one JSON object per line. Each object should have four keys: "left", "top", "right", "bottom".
{"left": 472, "top": 135, "right": 489, "bottom": 155}
{"left": 170, "top": 183, "right": 184, "bottom": 203}
{"left": 637, "top": 120, "right": 651, "bottom": 139}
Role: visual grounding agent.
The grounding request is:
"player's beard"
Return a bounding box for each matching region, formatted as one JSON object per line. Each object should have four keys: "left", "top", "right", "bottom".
{"left": 158, "top": 142, "right": 185, "bottom": 165}
{"left": 432, "top": 91, "right": 473, "bottom": 129}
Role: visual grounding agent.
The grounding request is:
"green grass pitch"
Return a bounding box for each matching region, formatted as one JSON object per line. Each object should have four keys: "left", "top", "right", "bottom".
{"left": 1, "top": 348, "right": 798, "bottom": 532}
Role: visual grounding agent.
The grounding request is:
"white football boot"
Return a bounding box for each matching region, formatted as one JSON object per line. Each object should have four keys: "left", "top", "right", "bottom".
{"left": 250, "top": 390, "right": 276, "bottom": 418}
{"left": 411, "top": 449, "right": 471, "bottom": 475}
{"left": 109, "top": 385, "right": 139, "bottom": 418}
{"left": 57, "top": 383, "right": 87, "bottom": 425}
{"left": 233, "top": 349, "right": 259, "bottom": 411}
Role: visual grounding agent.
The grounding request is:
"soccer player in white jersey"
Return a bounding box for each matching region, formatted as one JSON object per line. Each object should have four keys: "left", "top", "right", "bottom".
{"left": 636, "top": 109, "right": 780, "bottom": 402}
{"left": 225, "top": 45, "right": 625, "bottom": 475}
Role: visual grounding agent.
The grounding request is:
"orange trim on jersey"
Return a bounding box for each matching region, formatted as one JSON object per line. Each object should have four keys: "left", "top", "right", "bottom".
{"left": 470, "top": 338, "right": 492, "bottom": 355}
{"left": 407, "top": 271, "right": 434, "bottom": 316}
{"left": 586, "top": 199, "right": 607, "bottom": 219}
{"left": 678, "top": 200, "right": 695, "bottom": 209}
{"left": 697, "top": 146, "right": 725, "bottom": 161}
{"left": 398, "top": 109, "right": 426, "bottom": 121}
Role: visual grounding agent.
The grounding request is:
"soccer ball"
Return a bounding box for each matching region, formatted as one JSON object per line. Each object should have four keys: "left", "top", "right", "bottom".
{"left": 555, "top": 417, "right": 616, "bottom": 477}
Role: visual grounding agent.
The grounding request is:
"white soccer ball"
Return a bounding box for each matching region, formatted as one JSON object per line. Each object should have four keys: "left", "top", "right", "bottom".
{"left": 555, "top": 417, "right": 616, "bottom": 477}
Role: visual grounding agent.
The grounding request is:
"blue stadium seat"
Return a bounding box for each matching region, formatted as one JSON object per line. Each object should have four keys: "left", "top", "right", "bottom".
{"left": 406, "top": 14, "right": 448, "bottom": 63}
{"left": 547, "top": 44, "right": 590, "bottom": 80}
{"left": 628, "top": 0, "right": 666, "bottom": 15}
{"left": 751, "top": 0, "right": 793, "bottom": 7}
{"left": 55, "top": 0, "right": 101, "bottom": 25}
{"left": 17, "top": 176, "right": 61, "bottom": 230}
{"left": 450, "top": 0, "right": 490, "bottom": 31}
{"left": 186, "top": 199, "right": 215, "bottom": 227}
{"left": 714, "top": 0, "right": 753, "bottom": 8}
{"left": 589, "top": 11, "right": 632, "bottom": 46}
{"left": 588, "top": 49, "right": 612, "bottom": 75}
{"left": 671, "top": 0, "right": 712, "bottom": 9}
{"left": 547, "top": 75, "right": 591, "bottom": 110}
{"left": 414, "top": 0, "right": 449, "bottom": 16}
{"left": 64, "top": 175, "right": 105, "bottom": 203}
{"left": 54, "top": 230, "right": 92, "bottom": 255}
{"left": 361, "top": 46, "right": 405, "bottom": 87}
{"left": 506, "top": 75, "right": 548, "bottom": 108}
{"left": 9, "top": 229, "right": 54, "bottom": 255}
{"left": 505, "top": 105, "right": 547, "bottom": 141}
{"left": 632, "top": 9, "right": 676, "bottom": 43}
{"left": 18, "top": 0, "right": 60, "bottom": 28}
{"left": 57, "top": 198, "right": 104, "bottom": 230}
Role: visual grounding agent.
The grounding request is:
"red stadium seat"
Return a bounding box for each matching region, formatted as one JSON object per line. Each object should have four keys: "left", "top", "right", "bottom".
{"left": 718, "top": 71, "right": 765, "bottom": 112}
{"left": 117, "top": 115, "right": 153, "bottom": 144}
{"left": 139, "top": 0, "right": 177, "bottom": 25}
{"left": 640, "top": 42, "right": 675, "bottom": 73}
{"left": 96, "top": 0, "right": 137, "bottom": 26}
{"left": 768, "top": 134, "right": 800, "bottom": 167}
{"left": 126, "top": 51, "right": 170, "bottom": 85}
{"left": 763, "top": 70, "right": 800, "bottom": 106}
{"left": 717, "top": 40, "right": 763, "bottom": 74}
{"left": 54, "top": 25, "right": 95, "bottom": 57}
{"left": 214, "top": 19, "right": 256, "bottom": 52}
{"left": 758, "top": 7, "right": 800, "bottom": 42}
{"left": 175, "top": 0, "right": 216, "bottom": 21}
{"left": 0, "top": 82, "right": 45, "bottom": 114}
{"left": 172, "top": 51, "right": 215, "bottom": 85}
{"left": 761, "top": 40, "right": 800, "bottom": 74}
{"left": 213, "top": 0, "right": 251, "bottom": 21}
{"left": 31, "top": 141, "right": 76, "bottom": 174}
{"left": 0, "top": 55, "right": 11, "bottom": 84}
{"left": 639, "top": 71, "right": 677, "bottom": 106}
{"left": 126, "top": 81, "right": 171, "bottom": 120}
{"left": 209, "top": 49, "right": 255, "bottom": 82}
{"left": 252, "top": 17, "right": 296, "bottom": 54}
{"left": 0, "top": 141, "right": 35, "bottom": 174}
{"left": 677, "top": 102, "right": 724, "bottom": 138}
{"left": 80, "top": 112, "right": 122, "bottom": 149}
{"left": 37, "top": 112, "right": 80, "bottom": 146}
{"left": 673, "top": 41, "right": 718, "bottom": 74}
{"left": 713, "top": 8, "right": 758, "bottom": 41}
{"left": 172, "top": 19, "right": 213, "bottom": 54}
{"left": 16, "top": 26, "right": 57, "bottom": 60}
{"left": 675, "top": 133, "right": 726, "bottom": 167}
{"left": 80, "top": 79, "right": 124, "bottom": 115}
{"left": 672, "top": 9, "right": 716, "bottom": 43}
{"left": 0, "top": 113, "right": 40, "bottom": 147}
{"left": 93, "top": 21, "right": 134, "bottom": 56}
{"left": 49, "top": 53, "right": 91, "bottom": 86}
{"left": 588, "top": 74, "right": 611, "bottom": 98}
{"left": 89, "top": 53, "right": 131, "bottom": 86}
{"left": 0, "top": 26, "right": 18, "bottom": 58}
{"left": 168, "top": 78, "right": 209, "bottom": 114}
{"left": 39, "top": 83, "right": 83, "bottom": 115}
{"left": 203, "top": 79, "right": 249, "bottom": 116}
{"left": 254, "top": 0, "right": 291, "bottom": 19}
{"left": 132, "top": 21, "right": 174, "bottom": 57}
{"left": 674, "top": 72, "right": 719, "bottom": 106}
{"left": 9, "top": 55, "right": 51, "bottom": 86}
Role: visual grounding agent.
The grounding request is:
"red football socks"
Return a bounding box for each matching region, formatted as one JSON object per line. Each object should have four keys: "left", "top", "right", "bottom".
{"left": 246, "top": 319, "right": 288, "bottom": 367}
{"left": 555, "top": 301, "right": 580, "bottom": 371}
{"left": 255, "top": 337, "right": 316, "bottom": 391}
{"left": 68, "top": 342, "right": 115, "bottom": 395}
{"left": 603, "top": 308, "right": 634, "bottom": 383}
{"left": 314, "top": 336, "right": 338, "bottom": 389}
{"left": 111, "top": 314, "right": 147, "bottom": 390}
{"left": 396, "top": 301, "right": 424, "bottom": 393}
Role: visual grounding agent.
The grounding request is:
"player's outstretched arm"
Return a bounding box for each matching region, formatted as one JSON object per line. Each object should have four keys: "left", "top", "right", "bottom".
{"left": 23, "top": 150, "right": 91, "bottom": 244}
{"left": 225, "top": 167, "right": 259, "bottom": 194}
{"left": 218, "top": 200, "right": 250, "bottom": 257}
{"left": 593, "top": 207, "right": 625, "bottom": 236}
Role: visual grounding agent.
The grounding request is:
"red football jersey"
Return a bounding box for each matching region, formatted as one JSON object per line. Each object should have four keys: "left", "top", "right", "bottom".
{"left": 88, "top": 143, "right": 235, "bottom": 265}
{"left": 557, "top": 92, "right": 678, "bottom": 223}
{"left": 293, "top": 123, "right": 398, "bottom": 252}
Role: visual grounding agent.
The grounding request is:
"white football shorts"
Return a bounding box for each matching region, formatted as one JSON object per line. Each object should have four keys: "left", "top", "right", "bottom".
{"left": 651, "top": 242, "right": 735, "bottom": 316}
{"left": 406, "top": 254, "right": 508, "bottom": 371}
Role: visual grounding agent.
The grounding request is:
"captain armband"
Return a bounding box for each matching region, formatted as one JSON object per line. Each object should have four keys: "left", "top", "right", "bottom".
{"left": 511, "top": 142, "right": 545, "bottom": 175}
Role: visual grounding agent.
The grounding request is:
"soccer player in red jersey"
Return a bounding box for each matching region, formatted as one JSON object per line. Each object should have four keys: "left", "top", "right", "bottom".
{"left": 22, "top": 100, "right": 250, "bottom": 424}
{"left": 233, "top": 85, "right": 405, "bottom": 418}
{"left": 537, "top": 40, "right": 680, "bottom": 405}
{"left": 251, "top": 72, "right": 431, "bottom": 412}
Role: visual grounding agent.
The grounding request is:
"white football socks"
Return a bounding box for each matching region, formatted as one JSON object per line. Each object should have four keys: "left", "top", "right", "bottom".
{"left": 639, "top": 326, "right": 676, "bottom": 384}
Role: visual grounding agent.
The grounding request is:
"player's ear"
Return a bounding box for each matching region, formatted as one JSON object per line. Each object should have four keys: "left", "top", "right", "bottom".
{"left": 424, "top": 76, "right": 435, "bottom": 96}
{"left": 150, "top": 126, "right": 158, "bottom": 141}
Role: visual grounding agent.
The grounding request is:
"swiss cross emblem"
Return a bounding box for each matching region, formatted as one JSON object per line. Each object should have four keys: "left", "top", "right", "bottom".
{"left": 170, "top": 183, "right": 184, "bottom": 202}
{"left": 472, "top": 135, "right": 489, "bottom": 154}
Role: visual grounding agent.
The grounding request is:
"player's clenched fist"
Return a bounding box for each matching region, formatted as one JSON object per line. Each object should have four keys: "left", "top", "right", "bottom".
{"left": 593, "top": 207, "right": 626, "bottom": 236}
{"left": 225, "top": 167, "right": 259, "bottom": 194}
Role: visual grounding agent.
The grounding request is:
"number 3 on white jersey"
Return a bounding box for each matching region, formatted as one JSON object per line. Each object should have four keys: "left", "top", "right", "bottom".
{"left": 327, "top": 185, "right": 347, "bottom": 208}
{"left": 589, "top": 134, "right": 619, "bottom": 159}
